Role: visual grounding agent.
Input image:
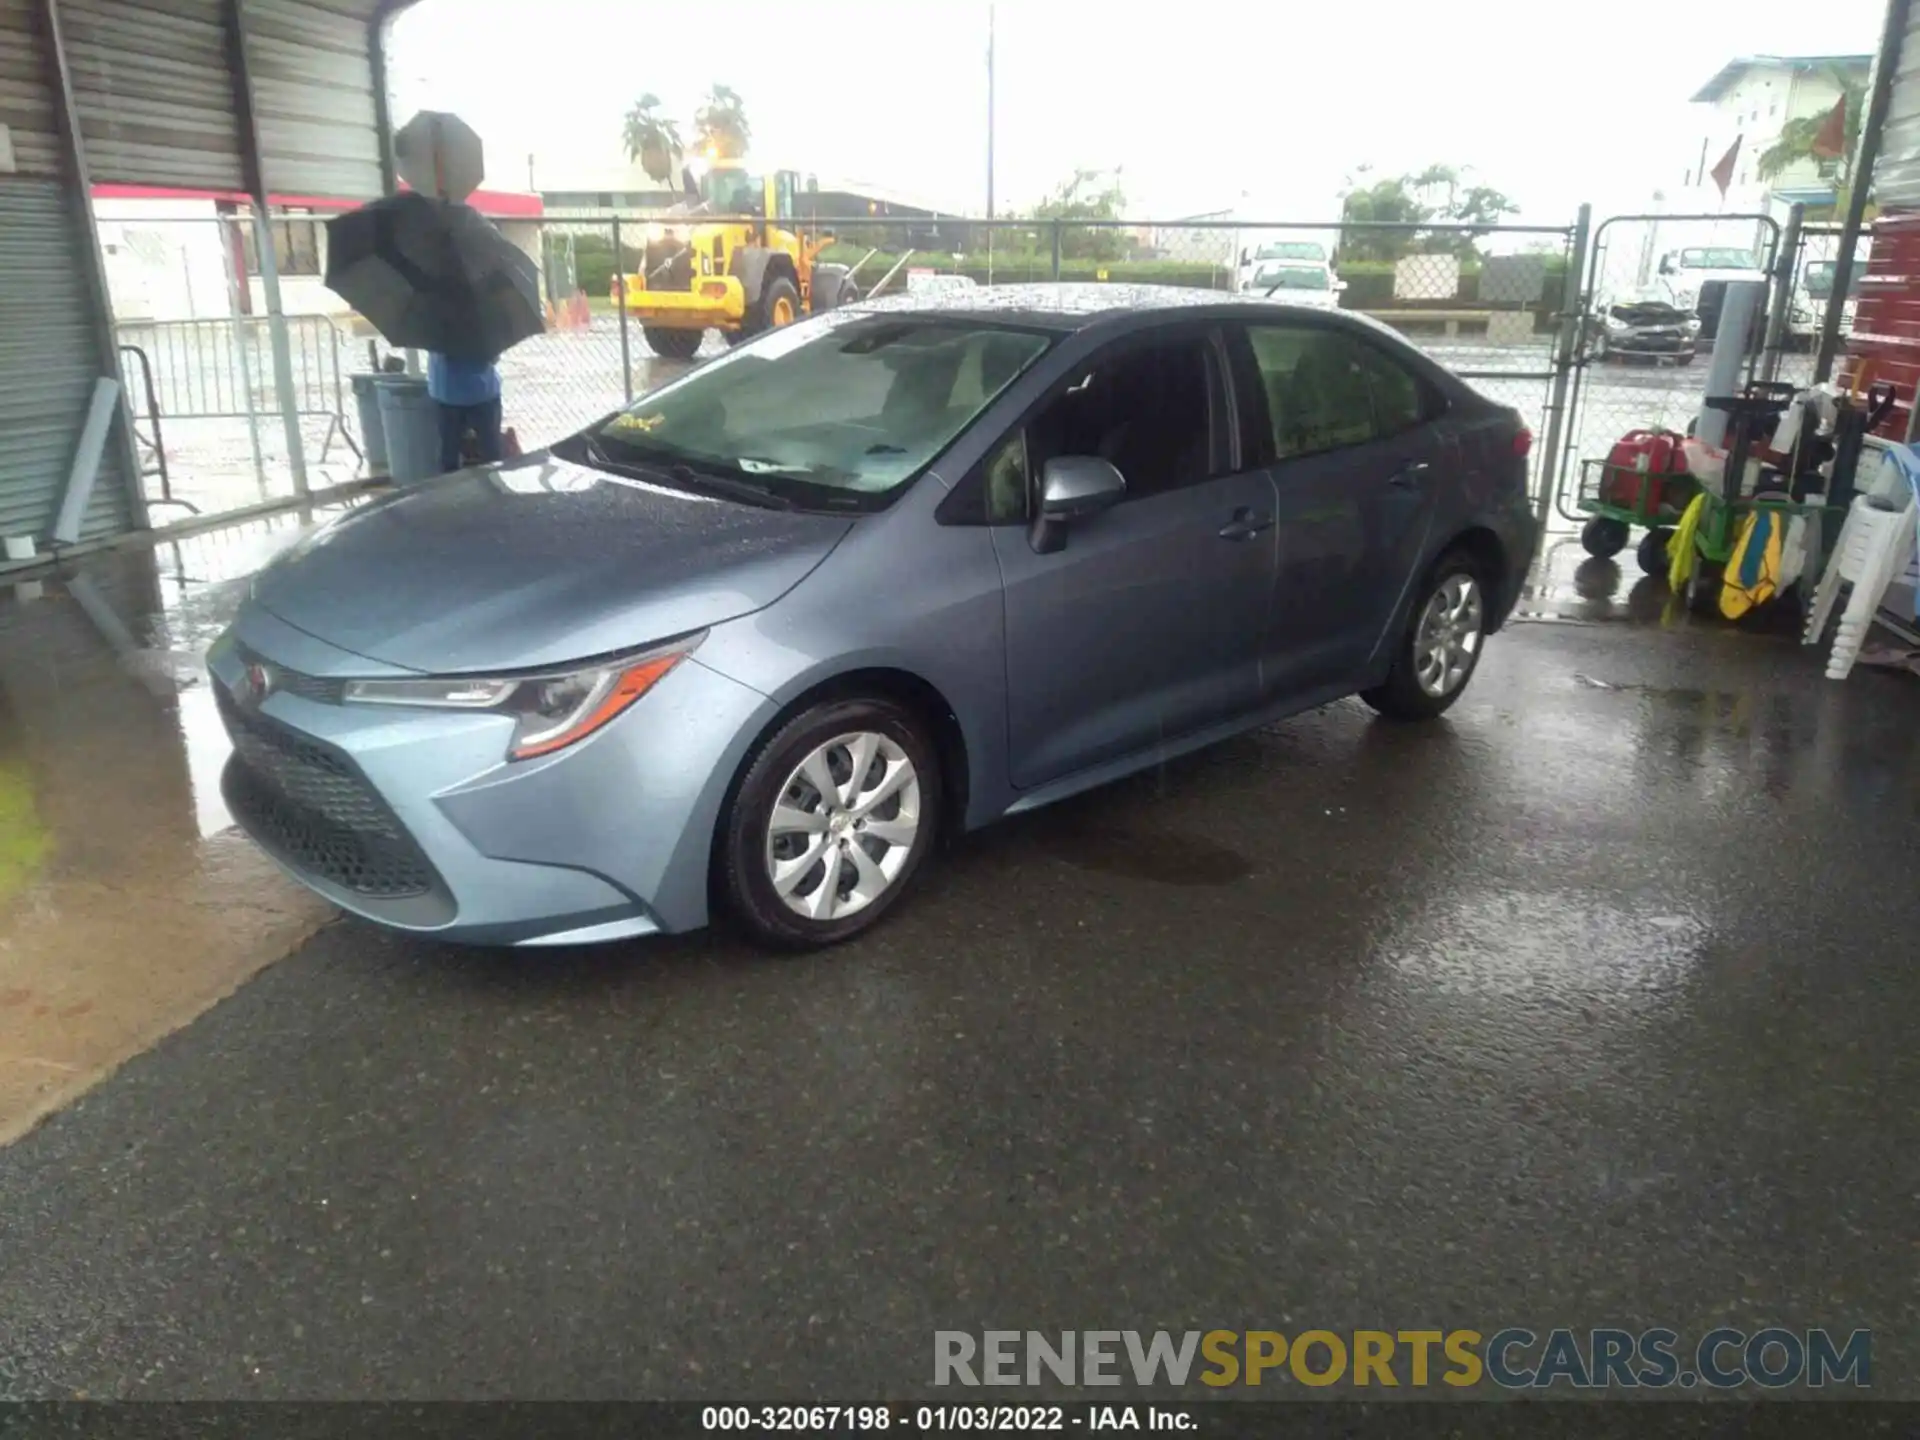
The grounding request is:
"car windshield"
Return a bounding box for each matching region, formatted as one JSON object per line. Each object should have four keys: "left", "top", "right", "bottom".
{"left": 1255, "top": 241, "right": 1326, "bottom": 263}
{"left": 575, "top": 314, "right": 1053, "bottom": 509}
{"left": 1256, "top": 265, "right": 1330, "bottom": 291}
{"left": 1679, "top": 248, "right": 1757, "bottom": 269}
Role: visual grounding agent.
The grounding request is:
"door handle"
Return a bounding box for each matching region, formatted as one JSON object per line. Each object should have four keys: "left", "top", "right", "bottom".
{"left": 1218, "top": 507, "right": 1275, "bottom": 540}
{"left": 1388, "top": 460, "right": 1433, "bottom": 488}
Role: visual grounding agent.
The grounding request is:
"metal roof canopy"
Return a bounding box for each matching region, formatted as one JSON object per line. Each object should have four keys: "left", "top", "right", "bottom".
{"left": 2, "top": 0, "right": 426, "bottom": 198}
{"left": 0, "top": 0, "right": 425, "bottom": 553}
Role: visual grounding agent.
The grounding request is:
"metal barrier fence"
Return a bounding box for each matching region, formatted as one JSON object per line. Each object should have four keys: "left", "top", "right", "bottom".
{"left": 113, "top": 316, "right": 359, "bottom": 460}
{"left": 520, "top": 212, "right": 1579, "bottom": 504}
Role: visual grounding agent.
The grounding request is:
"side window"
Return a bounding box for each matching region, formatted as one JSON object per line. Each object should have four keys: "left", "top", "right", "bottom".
{"left": 1026, "top": 336, "right": 1215, "bottom": 500}
{"left": 1245, "top": 325, "right": 1431, "bottom": 460}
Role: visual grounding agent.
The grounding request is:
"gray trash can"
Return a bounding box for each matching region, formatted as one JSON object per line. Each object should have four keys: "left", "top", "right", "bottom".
{"left": 375, "top": 376, "right": 440, "bottom": 485}
{"left": 350, "top": 373, "right": 390, "bottom": 478}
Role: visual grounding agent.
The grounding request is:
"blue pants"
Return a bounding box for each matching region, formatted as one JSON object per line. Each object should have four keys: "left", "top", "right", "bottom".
{"left": 437, "top": 397, "right": 503, "bottom": 473}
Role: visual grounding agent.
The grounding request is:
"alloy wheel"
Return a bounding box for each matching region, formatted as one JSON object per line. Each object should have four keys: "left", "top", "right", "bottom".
{"left": 1414, "top": 573, "right": 1484, "bottom": 698}
{"left": 764, "top": 731, "right": 921, "bottom": 921}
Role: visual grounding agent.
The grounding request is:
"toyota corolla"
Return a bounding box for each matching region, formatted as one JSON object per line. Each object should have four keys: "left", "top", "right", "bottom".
{"left": 210, "top": 284, "right": 1537, "bottom": 950}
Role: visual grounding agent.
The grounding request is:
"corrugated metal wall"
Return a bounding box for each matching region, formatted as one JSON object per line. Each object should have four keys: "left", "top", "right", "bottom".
{"left": 249, "top": 0, "right": 385, "bottom": 200}
{"left": 0, "top": 180, "right": 135, "bottom": 546}
{"left": 1874, "top": 8, "right": 1920, "bottom": 208}
{"left": 0, "top": 0, "right": 63, "bottom": 176}
{"left": 61, "top": 0, "right": 248, "bottom": 189}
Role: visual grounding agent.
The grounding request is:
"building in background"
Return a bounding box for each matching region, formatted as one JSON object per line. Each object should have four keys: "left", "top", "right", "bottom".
{"left": 1684, "top": 54, "right": 1872, "bottom": 219}
{"left": 92, "top": 184, "right": 546, "bottom": 321}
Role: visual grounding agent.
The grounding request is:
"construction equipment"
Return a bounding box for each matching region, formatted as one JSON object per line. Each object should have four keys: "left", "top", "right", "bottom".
{"left": 610, "top": 161, "right": 861, "bottom": 359}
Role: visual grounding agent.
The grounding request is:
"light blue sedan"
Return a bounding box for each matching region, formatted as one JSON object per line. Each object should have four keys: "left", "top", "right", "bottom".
{"left": 210, "top": 285, "right": 1537, "bottom": 949}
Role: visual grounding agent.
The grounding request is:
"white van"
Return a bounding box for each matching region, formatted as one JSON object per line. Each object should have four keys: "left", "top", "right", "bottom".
{"left": 1235, "top": 234, "right": 1339, "bottom": 295}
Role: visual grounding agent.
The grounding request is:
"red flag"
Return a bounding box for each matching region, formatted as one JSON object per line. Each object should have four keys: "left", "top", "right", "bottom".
{"left": 1708, "top": 135, "right": 1743, "bottom": 198}
{"left": 1811, "top": 94, "right": 1848, "bottom": 160}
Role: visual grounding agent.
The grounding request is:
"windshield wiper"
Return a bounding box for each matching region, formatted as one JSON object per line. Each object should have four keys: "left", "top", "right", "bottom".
{"left": 581, "top": 437, "right": 793, "bottom": 510}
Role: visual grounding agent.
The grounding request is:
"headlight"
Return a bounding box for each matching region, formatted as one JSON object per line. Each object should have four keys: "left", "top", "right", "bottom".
{"left": 342, "top": 636, "right": 700, "bottom": 760}
{"left": 1683, "top": 317, "right": 1702, "bottom": 334}
{"left": 1603, "top": 315, "right": 1628, "bottom": 332}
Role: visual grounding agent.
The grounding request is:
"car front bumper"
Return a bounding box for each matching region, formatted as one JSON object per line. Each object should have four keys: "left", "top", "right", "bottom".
{"left": 209, "top": 610, "right": 777, "bottom": 946}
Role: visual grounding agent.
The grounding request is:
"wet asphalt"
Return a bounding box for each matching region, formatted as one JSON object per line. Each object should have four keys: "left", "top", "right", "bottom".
{"left": 2, "top": 605, "right": 1918, "bottom": 1401}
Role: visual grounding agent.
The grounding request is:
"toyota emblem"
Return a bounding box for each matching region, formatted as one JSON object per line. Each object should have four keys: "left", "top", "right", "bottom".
{"left": 238, "top": 661, "right": 274, "bottom": 707}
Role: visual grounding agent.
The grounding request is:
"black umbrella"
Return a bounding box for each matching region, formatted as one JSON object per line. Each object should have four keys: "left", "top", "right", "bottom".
{"left": 324, "top": 191, "right": 542, "bottom": 362}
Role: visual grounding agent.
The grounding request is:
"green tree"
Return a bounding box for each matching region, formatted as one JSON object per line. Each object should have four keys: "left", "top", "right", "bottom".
{"left": 694, "top": 84, "right": 751, "bottom": 161}
{"left": 1757, "top": 70, "right": 1865, "bottom": 213}
{"left": 1339, "top": 165, "right": 1518, "bottom": 260}
{"left": 621, "top": 93, "right": 683, "bottom": 186}
{"left": 1031, "top": 168, "right": 1129, "bottom": 260}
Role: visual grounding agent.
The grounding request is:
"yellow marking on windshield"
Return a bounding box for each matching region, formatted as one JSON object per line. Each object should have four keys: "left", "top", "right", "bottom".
{"left": 609, "top": 413, "right": 665, "bottom": 433}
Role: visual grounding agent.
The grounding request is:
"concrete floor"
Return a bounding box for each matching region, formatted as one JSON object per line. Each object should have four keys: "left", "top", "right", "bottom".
{"left": 0, "top": 525, "right": 1917, "bottom": 1400}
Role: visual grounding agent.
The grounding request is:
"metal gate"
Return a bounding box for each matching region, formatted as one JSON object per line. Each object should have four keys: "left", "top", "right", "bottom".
{"left": 1554, "top": 211, "right": 1784, "bottom": 509}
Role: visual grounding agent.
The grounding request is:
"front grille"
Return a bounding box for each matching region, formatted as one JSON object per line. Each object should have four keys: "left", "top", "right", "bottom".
{"left": 234, "top": 645, "right": 342, "bottom": 704}
{"left": 216, "top": 682, "right": 438, "bottom": 899}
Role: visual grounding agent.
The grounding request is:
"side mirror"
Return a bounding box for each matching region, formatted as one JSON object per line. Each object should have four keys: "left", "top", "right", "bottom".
{"left": 1031, "top": 456, "right": 1126, "bottom": 554}
{"left": 682, "top": 166, "right": 700, "bottom": 201}
{"left": 1658, "top": 257, "right": 1674, "bottom": 275}
{"left": 1240, "top": 248, "right": 1250, "bottom": 265}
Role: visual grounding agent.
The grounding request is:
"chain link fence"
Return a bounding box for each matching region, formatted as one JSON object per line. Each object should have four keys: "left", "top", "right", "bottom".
{"left": 505, "top": 213, "right": 1575, "bottom": 476}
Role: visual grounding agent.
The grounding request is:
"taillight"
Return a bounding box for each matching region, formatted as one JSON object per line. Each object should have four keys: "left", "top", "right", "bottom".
{"left": 1513, "top": 428, "right": 1534, "bottom": 458}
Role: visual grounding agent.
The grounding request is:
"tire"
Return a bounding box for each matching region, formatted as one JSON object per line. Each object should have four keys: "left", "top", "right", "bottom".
{"left": 642, "top": 325, "right": 701, "bottom": 360}
{"left": 753, "top": 274, "right": 802, "bottom": 335}
{"left": 719, "top": 697, "right": 942, "bottom": 949}
{"left": 1636, "top": 527, "right": 1674, "bottom": 577}
{"left": 1581, "top": 516, "right": 1630, "bottom": 559}
{"left": 1361, "top": 550, "right": 1490, "bottom": 722}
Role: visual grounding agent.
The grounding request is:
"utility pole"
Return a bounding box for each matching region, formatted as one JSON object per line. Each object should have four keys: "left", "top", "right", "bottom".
{"left": 986, "top": 2, "right": 996, "bottom": 219}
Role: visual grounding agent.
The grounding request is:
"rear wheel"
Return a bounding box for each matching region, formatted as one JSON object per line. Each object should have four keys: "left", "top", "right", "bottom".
{"left": 719, "top": 697, "right": 942, "bottom": 949}
{"left": 1362, "top": 550, "right": 1488, "bottom": 721}
{"left": 642, "top": 325, "right": 702, "bottom": 360}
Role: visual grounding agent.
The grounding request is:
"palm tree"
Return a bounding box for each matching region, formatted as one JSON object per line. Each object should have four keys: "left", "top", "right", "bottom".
{"left": 693, "top": 84, "right": 751, "bottom": 161}
{"left": 622, "top": 93, "right": 683, "bottom": 185}
{"left": 1757, "top": 71, "right": 1865, "bottom": 187}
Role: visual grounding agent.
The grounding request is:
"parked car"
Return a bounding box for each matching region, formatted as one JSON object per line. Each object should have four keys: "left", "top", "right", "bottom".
{"left": 210, "top": 285, "right": 1538, "bottom": 950}
{"left": 1245, "top": 261, "right": 1345, "bottom": 310}
{"left": 1591, "top": 290, "right": 1700, "bottom": 365}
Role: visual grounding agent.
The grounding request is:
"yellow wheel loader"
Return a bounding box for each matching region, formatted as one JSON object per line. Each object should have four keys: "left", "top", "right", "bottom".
{"left": 610, "top": 161, "right": 861, "bottom": 359}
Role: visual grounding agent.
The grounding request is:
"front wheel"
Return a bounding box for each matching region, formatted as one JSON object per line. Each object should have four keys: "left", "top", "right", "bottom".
{"left": 1362, "top": 552, "right": 1489, "bottom": 721}
{"left": 642, "top": 325, "right": 702, "bottom": 360}
{"left": 719, "top": 698, "right": 942, "bottom": 949}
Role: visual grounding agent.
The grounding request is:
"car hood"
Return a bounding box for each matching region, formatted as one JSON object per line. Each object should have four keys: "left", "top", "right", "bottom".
{"left": 250, "top": 453, "right": 854, "bottom": 674}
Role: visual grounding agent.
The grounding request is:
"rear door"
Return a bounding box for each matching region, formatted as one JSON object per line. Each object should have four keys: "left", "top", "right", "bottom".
{"left": 1229, "top": 320, "right": 1446, "bottom": 697}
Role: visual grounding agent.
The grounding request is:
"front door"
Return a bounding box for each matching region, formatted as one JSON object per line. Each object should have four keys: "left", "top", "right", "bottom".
{"left": 991, "top": 330, "right": 1277, "bottom": 790}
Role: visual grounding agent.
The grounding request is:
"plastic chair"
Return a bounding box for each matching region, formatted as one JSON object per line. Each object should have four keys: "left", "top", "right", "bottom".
{"left": 1803, "top": 493, "right": 1920, "bottom": 679}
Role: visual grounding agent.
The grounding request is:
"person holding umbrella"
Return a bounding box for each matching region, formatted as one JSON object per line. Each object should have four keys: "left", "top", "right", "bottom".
{"left": 323, "top": 113, "right": 544, "bottom": 478}
{"left": 428, "top": 349, "right": 503, "bottom": 471}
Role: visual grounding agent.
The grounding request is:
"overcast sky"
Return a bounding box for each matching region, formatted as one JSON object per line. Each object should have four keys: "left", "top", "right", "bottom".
{"left": 392, "top": 0, "right": 1886, "bottom": 222}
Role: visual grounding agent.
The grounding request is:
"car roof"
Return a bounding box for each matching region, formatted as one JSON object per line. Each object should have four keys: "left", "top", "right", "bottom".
{"left": 845, "top": 281, "right": 1364, "bottom": 334}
